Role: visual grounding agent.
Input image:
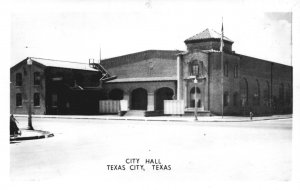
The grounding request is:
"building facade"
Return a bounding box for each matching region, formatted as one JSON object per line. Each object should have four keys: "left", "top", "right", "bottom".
{"left": 10, "top": 28, "right": 293, "bottom": 116}
{"left": 101, "top": 28, "right": 292, "bottom": 116}
{"left": 10, "top": 57, "right": 106, "bottom": 115}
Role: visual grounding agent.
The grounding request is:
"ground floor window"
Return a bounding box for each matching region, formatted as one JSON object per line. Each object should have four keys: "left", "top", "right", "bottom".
{"left": 16, "top": 93, "right": 22, "bottom": 107}
{"left": 34, "top": 93, "right": 40, "bottom": 107}
{"left": 224, "top": 91, "right": 229, "bottom": 106}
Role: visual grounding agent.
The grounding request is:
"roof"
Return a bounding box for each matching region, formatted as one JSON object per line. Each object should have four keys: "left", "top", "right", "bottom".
{"left": 30, "top": 57, "right": 98, "bottom": 71}
{"left": 101, "top": 50, "right": 183, "bottom": 67}
{"left": 184, "top": 28, "right": 234, "bottom": 43}
{"left": 106, "top": 76, "right": 176, "bottom": 83}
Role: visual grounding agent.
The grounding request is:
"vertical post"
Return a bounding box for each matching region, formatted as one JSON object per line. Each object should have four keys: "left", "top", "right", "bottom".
{"left": 194, "top": 78, "right": 198, "bottom": 121}
{"left": 220, "top": 18, "right": 224, "bottom": 118}
{"left": 27, "top": 58, "right": 34, "bottom": 130}
{"left": 177, "top": 54, "right": 182, "bottom": 100}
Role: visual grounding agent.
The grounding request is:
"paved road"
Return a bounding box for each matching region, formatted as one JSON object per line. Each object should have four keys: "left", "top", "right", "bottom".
{"left": 10, "top": 117, "right": 292, "bottom": 181}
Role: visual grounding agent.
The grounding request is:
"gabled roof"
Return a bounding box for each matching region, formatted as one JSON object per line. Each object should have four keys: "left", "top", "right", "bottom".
{"left": 30, "top": 57, "right": 98, "bottom": 71}
{"left": 184, "top": 28, "right": 234, "bottom": 43}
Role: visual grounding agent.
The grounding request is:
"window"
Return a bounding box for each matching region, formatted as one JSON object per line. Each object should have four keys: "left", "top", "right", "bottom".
{"left": 224, "top": 62, "right": 228, "bottom": 77}
{"left": 189, "top": 61, "right": 203, "bottom": 76}
{"left": 16, "top": 73, "right": 22, "bottom": 86}
{"left": 263, "top": 81, "right": 270, "bottom": 107}
{"left": 234, "top": 64, "right": 238, "bottom": 78}
{"left": 34, "top": 93, "right": 40, "bottom": 107}
{"left": 224, "top": 91, "right": 229, "bottom": 106}
{"left": 34, "top": 72, "right": 41, "bottom": 85}
{"left": 253, "top": 80, "right": 260, "bottom": 106}
{"left": 240, "top": 78, "right": 248, "bottom": 106}
{"left": 16, "top": 93, "right": 22, "bottom": 107}
{"left": 233, "top": 92, "right": 238, "bottom": 106}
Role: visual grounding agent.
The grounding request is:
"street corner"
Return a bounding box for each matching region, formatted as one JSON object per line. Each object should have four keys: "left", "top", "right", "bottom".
{"left": 10, "top": 129, "right": 54, "bottom": 142}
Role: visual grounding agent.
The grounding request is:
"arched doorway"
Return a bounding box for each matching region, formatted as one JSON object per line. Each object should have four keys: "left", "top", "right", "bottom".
{"left": 190, "top": 87, "right": 201, "bottom": 108}
{"left": 155, "top": 87, "right": 174, "bottom": 111}
{"left": 131, "top": 88, "right": 147, "bottom": 110}
{"left": 109, "top": 88, "right": 124, "bottom": 100}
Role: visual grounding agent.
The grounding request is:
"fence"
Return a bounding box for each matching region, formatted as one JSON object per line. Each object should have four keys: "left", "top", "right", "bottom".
{"left": 99, "top": 100, "right": 129, "bottom": 114}
{"left": 164, "top": 100, "right": 184, "bottom": 115}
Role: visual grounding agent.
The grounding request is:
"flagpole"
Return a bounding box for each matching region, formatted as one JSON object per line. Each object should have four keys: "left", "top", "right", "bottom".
{"left": 221, "top": 18, "right": 224, "bottom": 118}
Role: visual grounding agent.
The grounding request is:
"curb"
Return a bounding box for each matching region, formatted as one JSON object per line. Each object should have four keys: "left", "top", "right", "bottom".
{"left": 13, "top": 114, "right": 292, "bottom": 123}
{"left": 10, "top": 130, "right": 54, "bottom": 141}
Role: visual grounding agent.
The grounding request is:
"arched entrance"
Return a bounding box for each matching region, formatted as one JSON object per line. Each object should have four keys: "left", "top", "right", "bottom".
{"left": 190, "top": 87, "right": 201, "bottom": 107}
{"left": 155, "top": 87, "right": 174, "bottom": 111}
{"left": 131, "top": 88, "right": 147, "bottom": 110}
{"left": 109, "top": 88, "right": 124, "bottom": 100}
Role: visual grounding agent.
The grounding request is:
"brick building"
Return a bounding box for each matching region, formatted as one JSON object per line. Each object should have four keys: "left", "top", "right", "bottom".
{"left": 10, "top": 28, "right": 293, "bottom": 116}
{"left": 101, "top": 28, "right": 292, "bottom": 116}
{"left": 10, "top": 57, "right": 108, "bottom": 115}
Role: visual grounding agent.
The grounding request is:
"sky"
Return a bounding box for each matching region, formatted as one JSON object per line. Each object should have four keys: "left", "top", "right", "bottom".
{"left": 10, "top": 0, "right": 295, "bottom": 66}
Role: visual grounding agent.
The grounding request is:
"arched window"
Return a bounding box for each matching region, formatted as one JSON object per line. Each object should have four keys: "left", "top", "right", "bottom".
{"left": 253, "top": 79, "right": 260, "bottom": 106}
{"left": 16, "top": 73, "right": 22, "bottom": 86}
{"left": 224, "top": 91, "right": 229, "bottom": 106}
{"left": 240, "top": 78, "right": 248, "bottom": 106}
{"left": 233, "top": 92, "right": 238, "bottom": 106}
{"left": 263, "top": 81, "right": 270, "bottom": 107}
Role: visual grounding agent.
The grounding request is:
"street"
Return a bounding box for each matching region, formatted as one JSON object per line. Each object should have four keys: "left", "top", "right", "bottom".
{"left": 10, "top": 117, "right": 292, "bottom": 181}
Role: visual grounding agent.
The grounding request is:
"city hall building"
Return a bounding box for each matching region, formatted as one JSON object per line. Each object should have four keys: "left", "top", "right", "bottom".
{"left": 100, "top": 28, "right": 292, "bottom": 116}
{"left": 10, "top": 28, "right": 293, "bottom": 116}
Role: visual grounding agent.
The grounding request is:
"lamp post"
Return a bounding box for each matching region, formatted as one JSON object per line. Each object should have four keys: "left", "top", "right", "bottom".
{"left": 27, "top": 58, "right": 34, "bottom": 130}
{"left": 194, "top": 78, "right": 198, "bottom": 121}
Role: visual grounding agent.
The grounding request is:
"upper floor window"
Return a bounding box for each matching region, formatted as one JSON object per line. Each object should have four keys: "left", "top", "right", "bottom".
{"left": 234, "top": 64, "right": 238, "bottom": 78}
{"left": 189, "top": 61, "right": 203, "bottom": 77}
{"left": 34, "top": 72, "right": 41, "bottom": 85}
{"left": 16, "top": 73, "right": 22, "bottom": 86}
{"left": 223, "top": 62, "right": 228, "bottom": 77}
{"left": 16, "top": 93, "right": 22, "bottom": 107}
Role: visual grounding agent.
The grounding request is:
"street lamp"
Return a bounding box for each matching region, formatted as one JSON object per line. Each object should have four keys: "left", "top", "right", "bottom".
{"left": 27, "top": 58, "right": 34, "bottom": 130}
{"left": 194, "top": 78, "right": 198, "bottom": 121}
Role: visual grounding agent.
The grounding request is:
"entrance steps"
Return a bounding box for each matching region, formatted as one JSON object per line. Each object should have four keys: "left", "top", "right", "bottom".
{"left": 184, "top": 108, "right": 212, "bottom": 116}
{"left": 124, "top": 110, "right": 146, "bottom": 117}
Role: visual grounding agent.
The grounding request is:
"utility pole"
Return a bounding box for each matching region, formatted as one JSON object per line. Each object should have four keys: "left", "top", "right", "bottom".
{"left": 194, "top": 78, "right": 198, "bottom": 121}
{"left": 27, "top": 57, "right": 34, "bottom": 130}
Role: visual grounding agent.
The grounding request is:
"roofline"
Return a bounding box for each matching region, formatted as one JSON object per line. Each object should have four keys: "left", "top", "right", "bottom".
{"left": 184, "top": 38, "right": 234, "bottom": 44}
{"left": 235, "top": 53, "right": 293, "bottom": 67}
{"left": 101, "top": 49, "right": 184, "bottom": 63}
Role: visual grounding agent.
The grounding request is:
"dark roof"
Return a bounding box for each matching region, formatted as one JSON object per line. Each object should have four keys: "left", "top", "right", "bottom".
{"left": 101, "top": 50, "right": 183, "bottom": 67}
{"left": 184, "top": 28, "right": 234, "bottom": 43}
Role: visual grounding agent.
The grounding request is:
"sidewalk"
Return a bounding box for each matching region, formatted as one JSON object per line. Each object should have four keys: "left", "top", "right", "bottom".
{"left": 14, "top": 114, "right": 293, "bottom": 122}
{"left": 10, "top": 129, "right": 54, "bottom": 141}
